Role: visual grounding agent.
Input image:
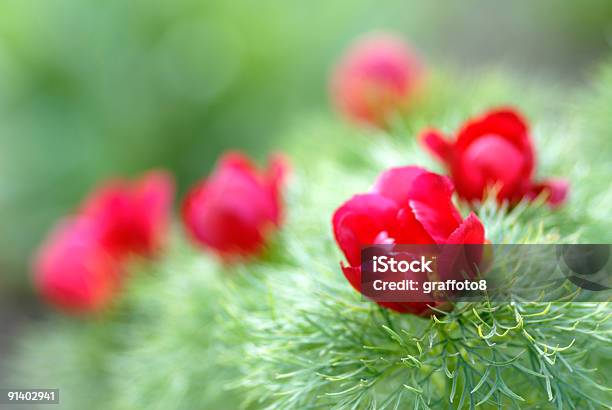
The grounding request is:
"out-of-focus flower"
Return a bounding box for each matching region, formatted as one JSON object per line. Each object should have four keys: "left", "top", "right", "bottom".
{"left": 33, "top": 170, "right": 174, "bottom": 314}
{"left": 330, "top": 32, "right": 425, "bottom": 128}
{"left": 33, "top": 217, "right": 120, "bottom": 314}
{"left": 82, "top": 171, "right": 174, "bottom": 258}
{"left": 332, "top": 166, "right": 485, "bottom": 315}
{"left": 420, "top": 108, "right": 569, "bottom": 206}
{"left": 182, "top": 151, "right": 288, "bottom": 260}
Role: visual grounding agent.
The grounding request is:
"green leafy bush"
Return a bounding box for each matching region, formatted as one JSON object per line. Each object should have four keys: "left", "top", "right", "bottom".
{"left": 5, "top": 67, "right": 611, "bottom": 409}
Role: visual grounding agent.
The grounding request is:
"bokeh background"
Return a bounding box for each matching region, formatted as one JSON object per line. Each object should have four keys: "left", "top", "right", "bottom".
{"left": 1, "top": 0, "right": 612, "bottom": 379}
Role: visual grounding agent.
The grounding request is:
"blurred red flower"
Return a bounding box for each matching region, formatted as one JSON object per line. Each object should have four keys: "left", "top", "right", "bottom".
{"left": 332, "top": 166, "right": 485, "bottom": 315}
{"left": 82, "top": 171, "right": 174, "bottom": 258}
{"left": 182, "top": 151, "right": 288, "bottom": 260}
{"left": 33, "top": 217, "right": 121, "bottom": 314}
{"left": 420, "top": 108, "right": 569, "bottom": 206}
{"left": 33, "top": 170, "right": 174, "bottom": 314}
{"left": 330, "top": 32, "right": 425, "bottom": 128}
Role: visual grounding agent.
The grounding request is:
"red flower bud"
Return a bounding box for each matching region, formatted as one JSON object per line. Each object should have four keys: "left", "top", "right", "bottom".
{"left": 420, "top": 108, "right": 569, "bottom": 206}
{"left": 81, "top": 171, "right": 174, "bottom": 258}
{"left": 330, "top": 32, "right": 424, "bottom": 128}
{"left": 332, "top": 166, "right": 485, "bottom": 315}
{"left": 182, "top": 151, "right": 288, "bottom": 260}
{"left": 33, "top": 217, "right": 121, "bottom": 314}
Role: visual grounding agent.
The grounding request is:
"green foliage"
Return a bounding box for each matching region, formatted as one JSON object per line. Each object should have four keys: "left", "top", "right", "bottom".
{"left": 5, "top": 68, "right": 612, "bottom": 409}
{"left": 222, "top": 89, "right": 612, "bottom": 406}
{"left": 229, "top": 199, "right": 611, "bottom": 409}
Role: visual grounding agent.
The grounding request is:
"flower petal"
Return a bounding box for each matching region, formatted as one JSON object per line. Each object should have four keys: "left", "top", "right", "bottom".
{"left": 81, "top": 171, "right": 174, "bottom": 258}
{"left": 182, "top": 166, "right": 277, "bottom": 257}
{"left": 391, "top": 206, "right": 434, "bottom": 244}
{"left": 33, "top": 217, "right": 120, "bottom": 314}
{"left": 217, "top": 151, "right": 259, "bottom": 176}
{"left": 455, "top": 108, "right": 531, "bottom": 154}
{"left": 342, "top": 264, "right": 362, "bottom": 292}
{"left": 527, "top": 178, "right": 569, "bottom": 207}
{"left": 419, "top": 129, "right": 453, "bottom": 164}
{"left": 407, "top": 172, "right": 462, "bottom": 243}
{"left": 446, "top": 213, "right": 486, "bottom": 244}
{"left": 373, "top": 166, "right": 427, "bottom": 206}
{"left": 332, "top": 194, "right": 398, "bottom": 266}
{"left": 456, "top": 134, "right": 527, "bottom": 202}
{"left": 437, "top": 213, "right": 486, "bottom": 282}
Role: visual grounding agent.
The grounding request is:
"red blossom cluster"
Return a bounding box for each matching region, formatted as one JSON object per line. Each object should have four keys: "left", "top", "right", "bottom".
{"left": 34, "top": 153, "right": 287, "bottom": 314}
{"left": 34, "top": 32, "right": 570, "bottom": 318}
{"left": 329, "top": 32, "right": 569, "bottom": 315}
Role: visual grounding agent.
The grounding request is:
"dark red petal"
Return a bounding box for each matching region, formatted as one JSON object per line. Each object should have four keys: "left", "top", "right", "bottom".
{"left": 526, "top": 178, "right": 569, "bottom": 207}
{"left": 342, "top": 264, "right": 362, "bottom": 292}
{"left": 373, "top": 166, "right": 427, "bottom": 206}
{"left": 407, "top": 172, "right": 462, "bottom": 243}
{"left": 456, "top": 109, "right": 535, "bottom": 184}
{"left": 391, "top": 206, "right": 434, "bottom": 244}
{"left": 455, "top": 134, "right": 527, "bottom": 202}
{"left": 332, "top": 194, "right": 398, "bottom": 266}
{"left": 437, "top": 213, "right": 486, "bottom": 283}
{"left": 455, "top": 108, "right": 531, "bottom": 153}
{"left": 419, "top": 129, "right": 453, "bottom": 164}
{"left": 446, "top": 213, "right": 486, "bottom": 244}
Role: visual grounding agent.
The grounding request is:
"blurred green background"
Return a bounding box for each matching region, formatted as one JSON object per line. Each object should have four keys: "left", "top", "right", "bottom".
{"left": 1, "top": 0, "right": 612, "bottom": 309}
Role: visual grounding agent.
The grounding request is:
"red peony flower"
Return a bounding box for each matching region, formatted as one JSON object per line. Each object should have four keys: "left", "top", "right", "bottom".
{"left": 33, "top": 217, "right": 121, "bottom": 314}
{"left": 420, "top": 108, "right": 569, "bottom": 206}
{"left": 33, "top": 170, "right": 174, "bottom": 314}
{"left": 330, "top": 32, "right": 425, "bottom": 128}
{"left": 332, "top": 166, "right": 485, "bottom": 315}
{"left": 182, "top": 151, "right": 288, "bottom": 260}
{"left": 81, "top": 171, "right": 174, "bottom": 258}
